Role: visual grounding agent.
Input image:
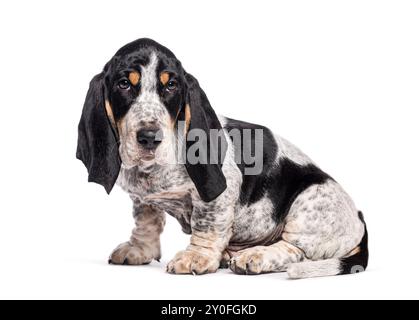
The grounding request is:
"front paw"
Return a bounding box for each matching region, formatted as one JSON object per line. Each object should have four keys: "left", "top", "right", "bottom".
{"left": 167, "top": 250, "right": 220, "bottom": 275}
{"left": 229, "top": 247, "right": 266, "bottom": 275}
{"left": 109, "top": 242, "right": 155, "bottom": 265}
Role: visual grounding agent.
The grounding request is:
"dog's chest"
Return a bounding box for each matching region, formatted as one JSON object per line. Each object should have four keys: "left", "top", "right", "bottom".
{"left": 118, "top": 165, "right": 190, "bottom": 196}
{"left": 118, "top": 165, "right": 194, "bottom": 233}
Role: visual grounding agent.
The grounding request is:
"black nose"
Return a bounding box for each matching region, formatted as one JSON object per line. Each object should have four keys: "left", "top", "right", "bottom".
{"left": 136, "top": 129, "right": 162, "bottom": 150}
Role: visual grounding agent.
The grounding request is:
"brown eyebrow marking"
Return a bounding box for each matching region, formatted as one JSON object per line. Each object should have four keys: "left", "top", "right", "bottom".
{"left": 129, "top": 71, "right": 141, "bottom": 86}
{"left": 160, "top": 72, "right": 170, "bottom": 86}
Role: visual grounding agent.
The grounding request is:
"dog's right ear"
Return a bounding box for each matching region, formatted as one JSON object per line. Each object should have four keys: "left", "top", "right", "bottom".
{"left": 76, "top": 73, "right": 121, "bottom": 194}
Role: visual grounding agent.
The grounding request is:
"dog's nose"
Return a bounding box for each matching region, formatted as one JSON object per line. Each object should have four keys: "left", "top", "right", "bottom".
{"left": 136, "top": 129, "right": 162, "bottom": 150}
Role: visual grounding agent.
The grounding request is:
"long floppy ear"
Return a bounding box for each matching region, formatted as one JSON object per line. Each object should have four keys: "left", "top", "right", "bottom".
{"left": 76, "top": 73, "right": 121, "bottom": 194}
{"left": 183, "top": 73, "right": 227, "bottom": 202}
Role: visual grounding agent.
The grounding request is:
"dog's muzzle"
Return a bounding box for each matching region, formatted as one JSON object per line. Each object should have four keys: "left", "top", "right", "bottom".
{"left": 136, "top": 128, "right": 162, "bottom": 150}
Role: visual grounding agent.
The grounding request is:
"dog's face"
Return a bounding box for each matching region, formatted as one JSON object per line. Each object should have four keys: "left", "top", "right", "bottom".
{"left": 77, "top": 38, "right": 227, "bottom": 202}
{"left": 104, "top": 43, "right": 188, "bottom": 170}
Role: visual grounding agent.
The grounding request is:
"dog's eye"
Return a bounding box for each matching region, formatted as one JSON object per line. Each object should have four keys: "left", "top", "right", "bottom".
{"left": 118, "top": 79, "right": 131, "bottom": 90}
{"left": 166, "top": 80, "right": 178, "bottom": 92}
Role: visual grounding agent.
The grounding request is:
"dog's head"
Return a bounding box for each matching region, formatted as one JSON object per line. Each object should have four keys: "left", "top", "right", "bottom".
{"left": 77, "top": 38, "right": 227, "bottom": 202}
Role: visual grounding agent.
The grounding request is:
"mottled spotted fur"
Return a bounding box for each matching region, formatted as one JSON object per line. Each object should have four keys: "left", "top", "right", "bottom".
{"left": 77, "top": 38, "right": 368, "bottom": 279}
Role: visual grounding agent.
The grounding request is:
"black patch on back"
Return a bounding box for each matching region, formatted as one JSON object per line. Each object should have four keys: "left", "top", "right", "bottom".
{"left": 269, "top": 159, "right": 332, "bottom": 222}
{"left": 224, "top": 118, "right": 278, "bottom": 204}
{"left": 224, "top": 118, "right": 331, "bottom": 223}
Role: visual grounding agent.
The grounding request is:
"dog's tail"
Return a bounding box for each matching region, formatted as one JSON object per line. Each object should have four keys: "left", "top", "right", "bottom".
{"left": 287, "top": 211, "right": 369, "bottom": 279}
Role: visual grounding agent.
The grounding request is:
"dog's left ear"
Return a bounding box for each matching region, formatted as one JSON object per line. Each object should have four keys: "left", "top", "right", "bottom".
{"left": 76, "top": 73, "right": 121, "bottom": 194}
{"left": 182, "top": 73, "right": 227, "bottom": 202}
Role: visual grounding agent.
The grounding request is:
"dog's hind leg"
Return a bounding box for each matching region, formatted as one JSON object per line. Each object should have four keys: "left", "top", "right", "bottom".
{"left": 229, "top": 240, "right": 305, "bottom": 275}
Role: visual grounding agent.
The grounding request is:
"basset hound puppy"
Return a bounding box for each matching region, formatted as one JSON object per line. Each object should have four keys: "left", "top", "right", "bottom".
{"left": 77, "top": 38, "right": 368, "bottom": 278}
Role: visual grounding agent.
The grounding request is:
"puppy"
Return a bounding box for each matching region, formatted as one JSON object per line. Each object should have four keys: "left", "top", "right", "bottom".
{"left": 77, "top": 38, "right": 368, "bottom": 278}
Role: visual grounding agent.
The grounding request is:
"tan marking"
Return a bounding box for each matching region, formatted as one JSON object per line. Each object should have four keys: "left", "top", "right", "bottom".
{"left": 129, "top": 71, "right": 141, "bottom": 86}
{"left": 109, "top": 205, "right": 165, "bottom": 265}
{"left": 278, "top": 241, "right": 304, "bottom": 256}
{"left": 145, "top": 191, "right": 191, "bottom": 201}
{"left": 344, "top": 246, "right": 361, "bottom": 258}
{"left": 171, "top": 104, "right": 191, "bottom": 132}
{"left": 167, "top": 250, "right": 220, "bottom": 275}
{"left": 184, "top": 104, "right": 191, "bottom": 134}
{"left": 230, "top": 248, "right": 266, "bottom": 274}
{"left": 116, "top": 114, "right": 125, "bottom": 136}
{"left": 105, "top": 100, "right": 117, "bottom": 129}
{"left": 190, "top": 231, "right": 221, "bottom": 250}
{"left": 167, "top": 230, "right": 225, "bottom": 275}
{"left": 229, "top": 241, "right": 305, "bottom": 275}
{"left": 160, "top": 72, "right": 170, "bottom": 86}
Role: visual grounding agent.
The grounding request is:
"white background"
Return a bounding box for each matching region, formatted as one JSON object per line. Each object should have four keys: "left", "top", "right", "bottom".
{"left": 0, "top": 0, "right": 418, "bottom": 300}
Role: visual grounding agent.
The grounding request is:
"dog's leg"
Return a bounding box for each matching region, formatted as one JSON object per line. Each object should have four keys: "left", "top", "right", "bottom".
{"left": 229, "top": 241, "right": 305, "bottom": 275}
{"left": 167, "top": 205, "right": 234, "bottom": 275}
{"left": 109, "top": 203, "right": 165, "bottom": 265}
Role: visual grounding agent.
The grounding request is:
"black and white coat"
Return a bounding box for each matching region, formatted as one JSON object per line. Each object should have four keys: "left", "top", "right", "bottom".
{"left": 77, "top": 38, "right": 368, "bottom": 279}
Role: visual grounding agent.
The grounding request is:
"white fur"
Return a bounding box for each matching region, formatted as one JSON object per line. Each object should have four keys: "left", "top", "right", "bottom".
{"left": 287, "top": 259, "right": 342, "bottom": 279}
{"left": 275, "top": 135, "right": 313, "bottom": 166}
{"left": 232, "top": 195, "right": 277, "bottom": 243}
{"left": 282, "top": 180, "right": 365, "bottom": 261}
{"left": 140, "top": 52, "right": 158, "bottom": 92}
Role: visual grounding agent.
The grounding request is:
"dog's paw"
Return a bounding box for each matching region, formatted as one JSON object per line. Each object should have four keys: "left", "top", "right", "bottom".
{"left": 109, "top": 242, "right": 155, "bottom": 265}
{"left": 166, "top": 250, "right": 219, "bottom": 275}
{"left": 219, "top": 250, "right": 231, "bottom": 269}
{"left": 229, "top": 247, "right": 268, "bottom": 275}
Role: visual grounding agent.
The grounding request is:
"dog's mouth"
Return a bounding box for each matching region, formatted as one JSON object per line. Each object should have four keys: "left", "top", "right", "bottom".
{"left": 119, "top": 146, "right": 157, "bottom": 170}
{"left": 140, "top": 149, "right": 156, "bottom": 162}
